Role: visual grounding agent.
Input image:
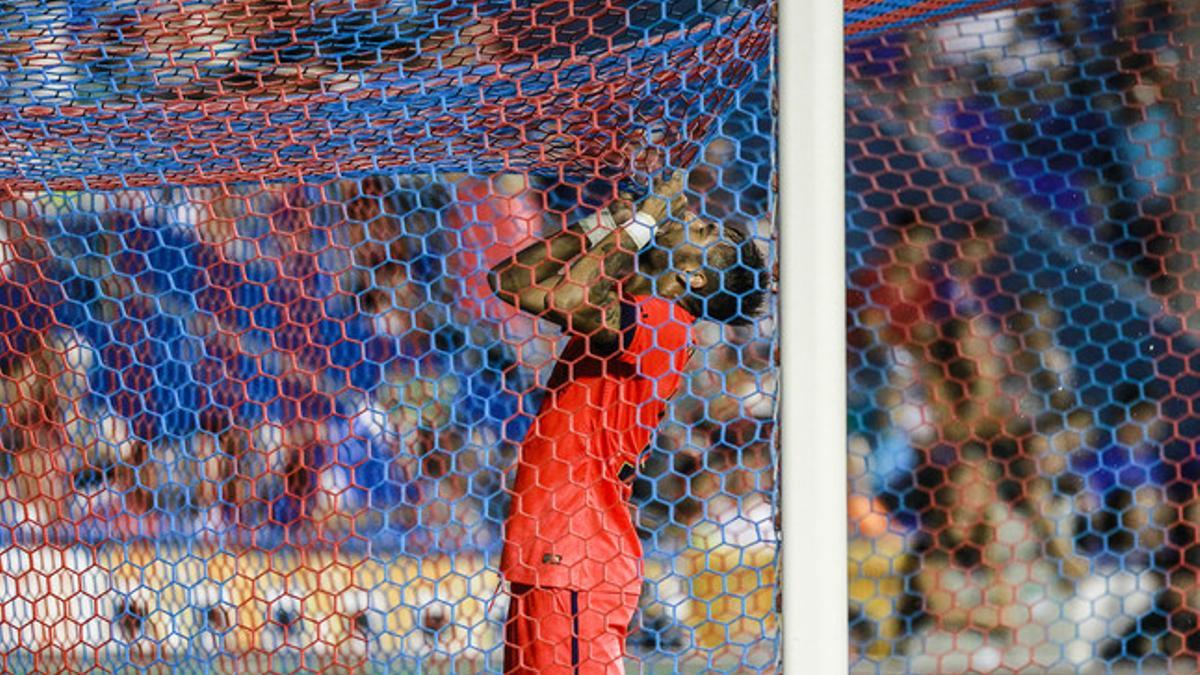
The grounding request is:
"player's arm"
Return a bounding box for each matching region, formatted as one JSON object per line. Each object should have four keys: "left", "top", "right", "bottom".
{"left": 488, "top": 199, "right": 636, "bottom": 315}
{"left": 488, "top": 220, "right": 589, "bottom": 315}
{"left": 542, "top": 173, "right": 685, "bottom": 347}
{"left": 540, "top": 228, "right": 637, "bottom": 347}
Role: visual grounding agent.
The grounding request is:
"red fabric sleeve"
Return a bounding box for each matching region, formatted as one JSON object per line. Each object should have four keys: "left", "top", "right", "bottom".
{"left": 618, "top": 296, "right": 695, "bottom": 380}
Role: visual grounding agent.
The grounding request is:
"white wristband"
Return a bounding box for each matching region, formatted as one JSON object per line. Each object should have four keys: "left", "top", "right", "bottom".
{"left": 581, "top": 209, "right": 617, "bottom": 245}
{"left": 624, "top": 211, "right": 658, "bottom": 249}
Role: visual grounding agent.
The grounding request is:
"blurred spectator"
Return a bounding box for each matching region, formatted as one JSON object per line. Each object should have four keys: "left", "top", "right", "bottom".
{"left": 0, "top": 135, "right": 775, "bottom": 588}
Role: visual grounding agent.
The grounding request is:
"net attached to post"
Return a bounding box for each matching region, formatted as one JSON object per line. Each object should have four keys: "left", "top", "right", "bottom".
{"left": 0, "top": 1, "right": 778, "bottom": 672}
{"left": 847, "top": 0, "right": 1200, "bottom": 672}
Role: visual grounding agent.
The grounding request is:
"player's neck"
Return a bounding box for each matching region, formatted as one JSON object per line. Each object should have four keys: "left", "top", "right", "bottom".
{"left": 625, "top": 274, "right": 654, "bottom": 297}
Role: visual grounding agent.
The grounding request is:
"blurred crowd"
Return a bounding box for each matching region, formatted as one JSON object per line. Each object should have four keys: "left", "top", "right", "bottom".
{"left": 0, "top": 129, "right": 777, "bottom": 559}
{"left": 0, "top": 1, "right": 778, "bottom": 667}
{"left": 847, "top": 1, "right": 1200, "bottom": 669}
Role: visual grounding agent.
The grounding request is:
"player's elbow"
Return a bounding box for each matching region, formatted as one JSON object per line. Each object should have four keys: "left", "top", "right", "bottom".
{"left": 487, "top": 268, "right": 524, "bottom": 312}
{"left": 488, "top": 261, "right": 521, "bottom": 299}
{"left": 486, "top": 268, "right": 503, "bottom": 297}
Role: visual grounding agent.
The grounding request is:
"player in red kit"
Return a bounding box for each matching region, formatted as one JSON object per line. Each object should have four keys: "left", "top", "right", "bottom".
{"left": 489, "top": 170, "right": 769, "bottom": 673}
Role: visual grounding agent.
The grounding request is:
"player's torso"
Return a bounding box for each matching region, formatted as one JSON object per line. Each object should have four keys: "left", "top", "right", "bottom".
{"left": 521, "top": 337, "right": 679, "bottom": 481}
{"left": 501, "top": 335, "right": 688, "bottom": 591}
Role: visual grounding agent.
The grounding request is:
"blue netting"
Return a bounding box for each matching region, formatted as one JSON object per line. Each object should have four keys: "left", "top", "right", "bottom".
{"left": 848, "top": 1, "right": 1200, "bottom": 671}
{"left": 0, "top": 0, "right": 778, "bottom": 671}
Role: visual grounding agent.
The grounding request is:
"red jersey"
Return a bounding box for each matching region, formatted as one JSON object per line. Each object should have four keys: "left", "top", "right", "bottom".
{"left": 501, "top": 295, "right": 695, "bottom": 595}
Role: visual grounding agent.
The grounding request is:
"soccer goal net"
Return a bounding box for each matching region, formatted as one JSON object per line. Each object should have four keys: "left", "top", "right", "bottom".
{"left": 0, "top": 1, "right": 785, "bottom": 672}
{"left": 848, "top": 0, "right": 1200, "bottom": 672}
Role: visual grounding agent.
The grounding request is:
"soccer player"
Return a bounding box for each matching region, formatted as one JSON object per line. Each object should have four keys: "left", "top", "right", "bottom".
{"left": 489, "top": 170, "right": 769, "bottom": 673}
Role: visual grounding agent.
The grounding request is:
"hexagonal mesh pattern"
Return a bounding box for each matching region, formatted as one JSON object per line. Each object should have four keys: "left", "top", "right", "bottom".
{"left": 0, "top": 2, "right": 778, "bottom": 672}
{"left": 845, "top": 0, "right": 1043, "bottom": 37}
{"left": 848, "top": 1, "right": 1200, "bottom": 672}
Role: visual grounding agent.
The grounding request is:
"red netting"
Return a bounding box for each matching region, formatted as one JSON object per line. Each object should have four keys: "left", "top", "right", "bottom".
{"left": 1, "top": 4, "right": 769, "bottom": 191}
{"left": 848, "top": 0, "right": 1200, "bottom": 671}
{"left": 0, "top": 0, "right": 779, "bottom": 671}
{"left": 845, "top": 0, "right": 1049, "bottom": 36}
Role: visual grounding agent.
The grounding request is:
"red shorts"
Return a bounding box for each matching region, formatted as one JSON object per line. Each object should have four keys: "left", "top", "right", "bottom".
{"left": 503, "top": 584, "right": 640, "bottom": 674}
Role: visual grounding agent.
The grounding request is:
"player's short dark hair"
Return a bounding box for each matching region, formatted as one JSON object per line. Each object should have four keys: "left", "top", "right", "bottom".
{"left": 687, "top": 226, "right": 770, "bottom": 326}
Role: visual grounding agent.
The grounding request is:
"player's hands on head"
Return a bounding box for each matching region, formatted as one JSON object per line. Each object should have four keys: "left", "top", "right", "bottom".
{"left": 670, "top": 190, "right": 690, "bottom": 221}
{"left": 620, "top": 137, "right": 691, "bottom": 223}
{"left": 609, "top": 191, "right": 636, "bottom": 227}
{"left": 624, "top": 140, "right": 666, "bottom": 178}
{"left": 641, "top": 170, "right": 687, "bottom": 223}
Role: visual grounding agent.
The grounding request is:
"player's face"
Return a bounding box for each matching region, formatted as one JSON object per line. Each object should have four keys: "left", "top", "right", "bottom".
{"left": 639, "top": 216, "right": 722, "bottom": 297}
